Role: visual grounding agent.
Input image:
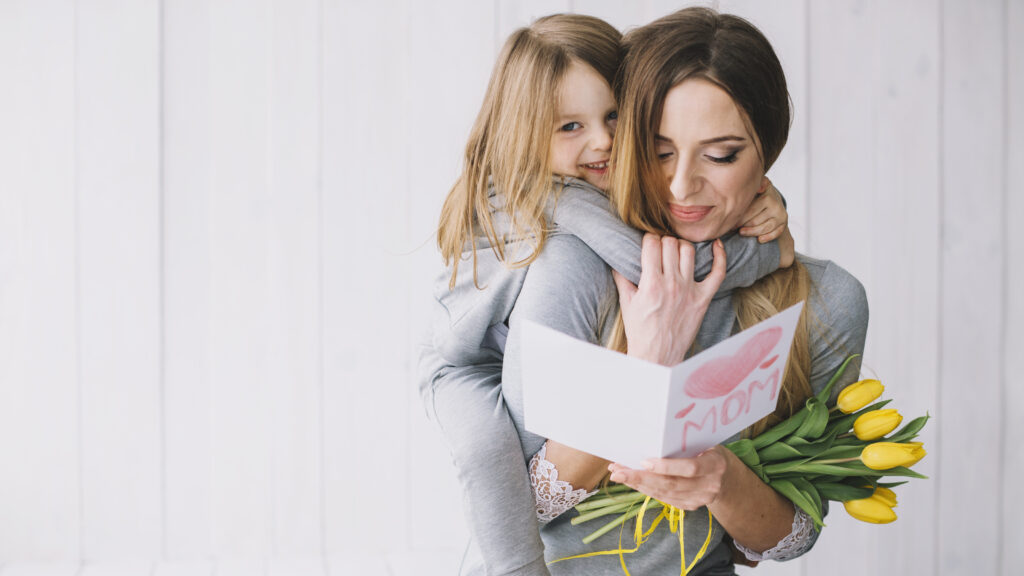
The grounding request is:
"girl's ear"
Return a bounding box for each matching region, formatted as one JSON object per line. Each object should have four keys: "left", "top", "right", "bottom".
{"left": 757, "top": 177, "right": 770, "bottom": 194}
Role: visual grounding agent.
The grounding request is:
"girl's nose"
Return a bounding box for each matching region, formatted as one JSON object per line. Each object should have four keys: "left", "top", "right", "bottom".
{"left": 591, "top": 126, "right": 613, "bottom": 152}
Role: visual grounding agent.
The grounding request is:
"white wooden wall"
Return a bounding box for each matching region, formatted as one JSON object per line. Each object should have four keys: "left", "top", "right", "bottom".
{"left": 0, "top": 1, "right": 1020, "bottom": 575}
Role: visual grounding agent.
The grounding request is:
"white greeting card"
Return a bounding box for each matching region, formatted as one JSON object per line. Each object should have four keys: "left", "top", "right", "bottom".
{"left": 522, "top": 302, "right": 803, "bottom": 468}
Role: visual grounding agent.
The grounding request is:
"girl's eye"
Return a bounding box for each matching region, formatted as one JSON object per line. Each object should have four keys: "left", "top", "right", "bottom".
{"left": 560, "top": 121, "right": 582, "bottom": 132}
{"left": 657, "top": 151, "right": 674, "bottom": 161}
{"left": 607, "top": 111, "right": 618, "bottom": 121}
{"left": 707, "top": 152, "right": 738, "bottom": 164}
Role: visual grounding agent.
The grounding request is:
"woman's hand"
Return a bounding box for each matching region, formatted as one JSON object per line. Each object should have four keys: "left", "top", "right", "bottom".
{"left": 612, "top": 234, "right": 726, "bottom": 366}
{"left": 609, "top": 446, "right": 797, "bottom": 553}
{"left": 606, "top": 445, "right": 732, "bottom": 511}
{"left": 739, "top": 179, "right": 788, "bottom": 244}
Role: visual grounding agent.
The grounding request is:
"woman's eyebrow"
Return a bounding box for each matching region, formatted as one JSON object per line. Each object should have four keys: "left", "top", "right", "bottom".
{"left": 698, "top": 135, "right": 746, "bottom": 145}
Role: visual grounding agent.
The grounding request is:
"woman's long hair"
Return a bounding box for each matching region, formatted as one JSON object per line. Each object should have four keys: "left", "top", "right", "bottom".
{"left": 437, "top": 14, "right": 621, "bottom": 289}
{"left": 609, "top": 7, "right": 814, "bottom": 435}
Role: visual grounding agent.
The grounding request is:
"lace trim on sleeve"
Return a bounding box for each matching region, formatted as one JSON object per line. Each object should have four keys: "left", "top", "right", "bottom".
{"left": 528, "top": 443, "right": 596, "bottom": 523}
{"left": 734, "top": 506, "right": 817, "bottom": 562}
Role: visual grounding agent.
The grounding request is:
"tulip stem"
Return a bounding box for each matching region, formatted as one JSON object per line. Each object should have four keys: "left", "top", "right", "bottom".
{"left": 813, "top": 457, "right": 859, "bottom": 465}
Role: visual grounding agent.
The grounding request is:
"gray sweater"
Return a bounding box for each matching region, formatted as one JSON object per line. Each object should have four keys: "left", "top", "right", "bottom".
{"left": 496, "top": 234, "right": 869, "bottom": 575}
{"left": 419, "top": 178, "right": 783, "bottom": 576}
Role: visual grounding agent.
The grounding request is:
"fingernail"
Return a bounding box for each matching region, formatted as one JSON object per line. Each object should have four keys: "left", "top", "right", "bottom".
{"left": 610, "top": 472, "right": 625, "bottom": 483}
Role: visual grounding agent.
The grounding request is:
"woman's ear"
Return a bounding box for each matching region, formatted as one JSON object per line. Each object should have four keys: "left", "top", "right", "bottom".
{"left": 757, "top": 177, "right": 770, "bottom": 194}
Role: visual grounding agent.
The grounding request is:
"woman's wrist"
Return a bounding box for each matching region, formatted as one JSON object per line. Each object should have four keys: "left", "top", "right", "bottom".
{"left": 707, "top": 447, "right": 795, "bottom": 553}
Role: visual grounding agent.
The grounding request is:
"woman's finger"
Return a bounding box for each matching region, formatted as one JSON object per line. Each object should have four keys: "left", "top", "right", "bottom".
{"left": 661, "top": 236, "right": 680, "bottom": 283}
{"left": 700, "top": 238, "right": 727, "bottom": 293}
{"left": 640, "top": 233, "right": 663, "bottom": 280}
{"left": 612, "top": 270, "right": 637, "bottom": 307}
{"left": 677, "top": 239, "right": 695, "bottom": 282}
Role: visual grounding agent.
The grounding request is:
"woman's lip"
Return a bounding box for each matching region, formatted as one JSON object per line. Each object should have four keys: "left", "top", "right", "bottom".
{"left": 669, "top": 204, "right": 713, "bottom": 222}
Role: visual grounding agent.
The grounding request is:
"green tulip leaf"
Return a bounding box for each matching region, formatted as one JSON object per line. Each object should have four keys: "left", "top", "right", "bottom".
{"left": 877, "top": 465, "right": 928, "bottom": 480}
{"left": 815, "top": 481, "right": 874, "bottom": 502}
{"left": 752, "top": 409, "right": 808, "bottom": 450}
{"left": 793, "top": 398, "right": 829, "bottom": 439}
{"left": 784, "top": 430, "right": 839, "bottom": 456}
{"left": 875, "top": 480, "right": 909, "bottom": 489}
{"left": 726, "top": 438, "right": 760, "bottom": 468}
{"left": 771, "top": 479, "right": 824, "bottom": 530}
{"left": 791, "top": 476, "right": 825, "bottom": 528}
{"left": 758, "top": 441, "right": 806, "bottom": 463}
{"left": 885, "top": 414, "right": 931, "bottom": 444}
{"left": 815, "top": 444, "right": 866, "bottom": 460}
{"left": 816, "top": 354, "right": 861, "bottom": 405}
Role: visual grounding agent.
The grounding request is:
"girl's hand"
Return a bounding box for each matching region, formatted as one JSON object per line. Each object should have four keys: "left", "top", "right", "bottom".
{"left": 611, "top": 233, "right": 726, "bottom": 366}
{"left": 607, "top": 445, "right": 734, "bottom": 511}
{"left": 739, "top": 179, "right": 788, "bottom": 244}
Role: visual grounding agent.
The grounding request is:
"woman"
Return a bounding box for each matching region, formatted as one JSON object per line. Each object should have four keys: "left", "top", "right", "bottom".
{"left": 499, "top": 7, "right": 868, "bottom": 574}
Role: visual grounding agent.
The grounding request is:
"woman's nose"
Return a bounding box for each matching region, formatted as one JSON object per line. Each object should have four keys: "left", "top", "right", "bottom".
{"left": 668, "top": 160, "right": 700, "bottom": 200}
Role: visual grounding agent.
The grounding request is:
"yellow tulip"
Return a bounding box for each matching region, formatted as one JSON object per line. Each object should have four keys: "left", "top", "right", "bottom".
{"left": 872, "top": 486, "right": 898, "bottom": 508}
{"left": 844, "top": 488, "right": 898, "bottom": 524}
{"left": 837, "top": 379, "right": 884, "bottom": 413}
{"left": 853, "top": 409, "right": 903, "bottom": 440}
{"left": 861, "top": 441, "right": 927, "bottom": 470}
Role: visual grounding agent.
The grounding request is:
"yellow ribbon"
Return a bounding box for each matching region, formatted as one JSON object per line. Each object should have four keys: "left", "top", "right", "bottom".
{"left": 551, "top": 497, "right": 715, "bottom": 576}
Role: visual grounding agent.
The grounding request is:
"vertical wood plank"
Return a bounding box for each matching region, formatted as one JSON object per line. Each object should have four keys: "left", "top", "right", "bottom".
{"left": 267, "top": 0, "right": 323, "bottom": 558}
{"left": 163, "top": 0, "right": 214, "bottom": 560}
{"left": 0, "top": 0, "right": 79, "bottom": 562}
{"left": 938, "top": 0, "right": 1005, "bottom": 574}
{"left": 208, "top": 0, "right": 273, "bottom": 556}
{"left": 79, "top": 562, "right": 154, "bottom": 576}
{"left": 805, "top": 2, "right": 879, "bottom": 573}
{"left": 267, "top": 557, "right": 325, "bottom": 576}
{"left": 77, "top": 0, "right": 162, "bottom": 559}
{"left": 404, "top": 0, "right": 497, "bottom": 554}
{"left": 1003, "top": 2, "right": 1024, "bottom": 573}
{"left": 870, "top": 1, "right": 941, "bottom": 574}
{"left": 321, "top": 0, "right": 418, "bottom": 555}
{"left": 153, "top": 561, "right": 215, "bottom": 576}
{"left": 0, "top": 564, "right": 80, "bottom": 576}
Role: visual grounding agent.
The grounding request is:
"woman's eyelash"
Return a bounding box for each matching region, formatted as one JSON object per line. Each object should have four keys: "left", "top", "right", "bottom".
{"left": 707, "top": 152, "right": 738, "bottom": 164}
{"left": 657, "top": 151, "right": 674, "bottom": 160}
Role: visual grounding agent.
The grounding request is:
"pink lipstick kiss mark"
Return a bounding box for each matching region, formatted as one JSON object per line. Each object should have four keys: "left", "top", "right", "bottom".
{"left": 675, "top": 403, "right": 695, "bottom": 420}
{"left": 760, "top": 355, "right": 780, "bottom": 370}
{"left": 685, "top": 327, "right": 783, "bottom": 399}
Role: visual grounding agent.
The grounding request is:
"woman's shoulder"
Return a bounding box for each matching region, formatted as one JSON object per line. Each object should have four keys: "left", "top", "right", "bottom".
{"left": 798, "top": 254, "right": 868, "bottom": 325}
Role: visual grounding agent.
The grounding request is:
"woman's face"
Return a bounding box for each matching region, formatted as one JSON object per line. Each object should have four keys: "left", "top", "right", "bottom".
{"left": 655, "top": 78, "right": 768, "bottom": 242}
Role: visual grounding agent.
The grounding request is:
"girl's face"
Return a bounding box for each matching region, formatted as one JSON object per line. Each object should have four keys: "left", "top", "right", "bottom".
{"left": 655, "top": 78, "right": 768, "bottom": 242}
{"left": 549, "top": 61, "right": 618, "bottom": 191}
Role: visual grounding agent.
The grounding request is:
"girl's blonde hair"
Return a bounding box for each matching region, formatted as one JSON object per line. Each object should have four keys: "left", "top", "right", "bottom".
{"left": 609, "top": 7, "right": 815, "bottom": 435}
{"left": 437, "top": 14, "right": 621, "bottom": 289}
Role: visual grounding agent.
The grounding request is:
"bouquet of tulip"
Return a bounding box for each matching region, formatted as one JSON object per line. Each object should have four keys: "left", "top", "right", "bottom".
{"left": 573, "top": 356, "right": 929, "bottom": 543}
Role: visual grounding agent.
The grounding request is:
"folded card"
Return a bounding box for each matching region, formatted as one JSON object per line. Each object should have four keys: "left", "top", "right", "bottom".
{"left": 522, "top": 302, "right": 804, "bottom": 468}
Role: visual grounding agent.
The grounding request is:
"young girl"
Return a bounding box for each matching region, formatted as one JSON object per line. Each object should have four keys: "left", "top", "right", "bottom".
{"left": 418, "top": 14, "right": 791, "bottom": 576}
